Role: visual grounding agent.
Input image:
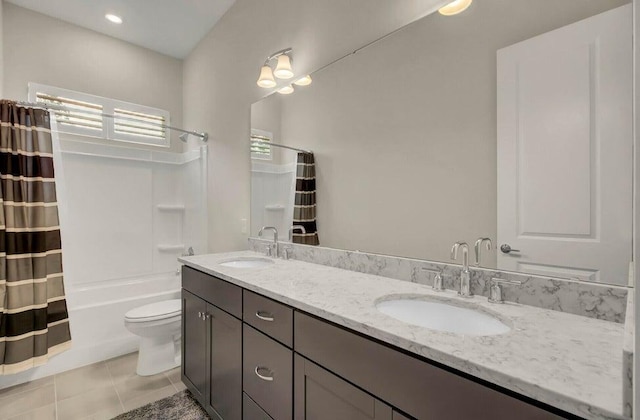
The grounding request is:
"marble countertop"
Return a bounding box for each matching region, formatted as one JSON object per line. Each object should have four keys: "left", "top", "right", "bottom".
{"left": 179, "top": 251, "right": 626, "bottom": 420}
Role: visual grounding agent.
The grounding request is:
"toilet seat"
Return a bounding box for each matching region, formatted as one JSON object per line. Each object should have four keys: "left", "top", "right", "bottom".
{"left": 125, "top": 299, "right": 181, "bottom": 323}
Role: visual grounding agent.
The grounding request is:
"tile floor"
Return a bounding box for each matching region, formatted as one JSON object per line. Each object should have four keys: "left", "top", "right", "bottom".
{"left": 0, "top": 352, "right": 186, "bottom": 420}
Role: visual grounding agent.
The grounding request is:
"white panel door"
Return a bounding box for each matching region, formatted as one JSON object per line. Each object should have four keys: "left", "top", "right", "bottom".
{"left": 497, "top": 5, "right": 632, "bottom": 284}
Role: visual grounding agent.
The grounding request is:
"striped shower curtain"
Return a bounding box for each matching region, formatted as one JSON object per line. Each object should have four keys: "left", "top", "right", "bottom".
{"left": 292, "top": 152, "right": 319, "bottom": 245}
{"left": 0, "top": 101, "right": 71, "bottom": 375}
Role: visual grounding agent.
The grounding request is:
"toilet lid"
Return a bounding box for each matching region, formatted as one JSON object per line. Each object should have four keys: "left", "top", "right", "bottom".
{"left": 125, "top": 299, "right": 181, "bottom": 322}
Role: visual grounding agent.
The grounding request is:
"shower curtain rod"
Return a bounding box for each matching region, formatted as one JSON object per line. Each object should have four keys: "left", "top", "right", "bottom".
{"left": 252, "top": 139, "right": 312, "bottom": 154}
{"left": 15, "top": 101, "right": 209, "bottom": 142}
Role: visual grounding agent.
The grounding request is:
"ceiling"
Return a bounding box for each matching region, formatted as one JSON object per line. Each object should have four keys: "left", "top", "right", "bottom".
{"left": 5, "top": 0, "right": 236, "bottom": 58}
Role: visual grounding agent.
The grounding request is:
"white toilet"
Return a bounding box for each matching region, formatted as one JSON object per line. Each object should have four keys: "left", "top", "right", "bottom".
{"left": 124, "top": 299, "right": 182, "bottom": 376}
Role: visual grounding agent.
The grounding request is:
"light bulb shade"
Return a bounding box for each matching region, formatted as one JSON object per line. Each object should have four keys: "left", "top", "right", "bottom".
{"left": 278, "top": 85, "right": 295, "bottom": 95}
{"left": 257, "top": 65, "right": 277, "bottom": 88}
{"left": 293, "top": 75, "right": 312, "bottom": 86}
{"left": 274, "top": 55, "right": 294, "bottom": 79}
{"left": 438, "top": 0, "right": 473, "bottom": 15}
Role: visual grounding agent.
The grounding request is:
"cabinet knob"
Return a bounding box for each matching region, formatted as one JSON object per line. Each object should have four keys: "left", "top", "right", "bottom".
{"left": 254, "top": 366, "right": 274, "bottom": 381}
{"left": 255, "top": 311, "right": 275, "bottom": 322}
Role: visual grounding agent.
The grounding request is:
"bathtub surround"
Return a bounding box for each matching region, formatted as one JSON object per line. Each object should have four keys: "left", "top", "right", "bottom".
{"left": 0, "top": 102, "right": 71, "bottom": 375}
{"left": 249, "top": 238, "right": 629, "bottom": 323}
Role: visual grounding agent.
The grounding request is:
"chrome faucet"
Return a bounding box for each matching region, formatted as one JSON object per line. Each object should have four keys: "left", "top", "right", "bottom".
{"left": 282, "top": 225, "right": 306, "bottom": 260}
{"left": 288, "top": 225, "right": 306, "bottom": 242}
{"left": 258, "top": 226, "right": 278, "bottom": 257}
{"left": 474, "top": 237, "right": 492, "bottom": 267}
{"left": 451, "top": 242, "right": 472, "bottom": 298}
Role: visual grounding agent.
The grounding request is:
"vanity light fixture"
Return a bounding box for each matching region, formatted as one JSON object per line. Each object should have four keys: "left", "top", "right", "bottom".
{"left": 294, "top": 75, "right": 313, "bottom": 86}
{"left": 256, "top": 48, "right": 295, "bottom": 88}
{"left": 274, "top": 55, "right": 294, "bottom": 79}
{"left": 438, "top": 0, "right": 473, "bottom": 16}
{"left": 277, "top": 85, "right": 295, "bottom": 95}
{"left": 105, "top": 13, "right": 123, "bottom": 24}
{"left": 257, "top": 65, "right": 277, "bottom": 88}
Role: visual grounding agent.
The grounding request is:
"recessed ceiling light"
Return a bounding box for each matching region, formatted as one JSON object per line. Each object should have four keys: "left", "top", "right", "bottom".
{"left": 105, "top": 14, "right": 123, "bottom": 24}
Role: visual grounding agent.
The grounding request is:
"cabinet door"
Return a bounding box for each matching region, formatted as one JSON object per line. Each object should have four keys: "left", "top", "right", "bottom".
{"left": 294, "top": 354, "right": 392, "bottom": 420}
{"left": 182, "top": 290, "right": 208, "bottom": 399}
{"left": 209, "top": 304, "right": 242, "bottom": 420}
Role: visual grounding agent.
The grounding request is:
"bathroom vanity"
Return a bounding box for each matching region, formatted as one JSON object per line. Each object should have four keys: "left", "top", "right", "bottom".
{"left": 180, "top": 252, "right": 627, "bottom": 420}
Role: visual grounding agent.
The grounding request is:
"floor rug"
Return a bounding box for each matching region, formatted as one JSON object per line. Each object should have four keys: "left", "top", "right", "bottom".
{"left": 111, "top": 390, "right": 210, "bottom": 420}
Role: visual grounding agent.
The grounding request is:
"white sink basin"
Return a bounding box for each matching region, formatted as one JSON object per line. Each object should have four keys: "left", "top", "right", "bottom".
{"left": 218, "top": 257, "right": 274, "bottom": 268}
{"left": 376, "top": 298, "right": 510, "bottom": 336}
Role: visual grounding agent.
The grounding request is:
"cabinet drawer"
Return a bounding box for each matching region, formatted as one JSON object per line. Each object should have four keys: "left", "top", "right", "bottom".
{"left": 295, "top": 311, "right": 562, "bottom": 420}
{"left": 182, "top": 266, "right": 242, "bottom": 318}
{"left": 243, "top": 325, "right": 293, "bottom": 420}
{"left": 243, "top": 393, "right": 273, "bottom": 420}
{"left": 243, "top": 290, "right": 293, "bottom": 347}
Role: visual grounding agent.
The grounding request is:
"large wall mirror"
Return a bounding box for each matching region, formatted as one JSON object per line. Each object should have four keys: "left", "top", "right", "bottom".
{"left": 250, "top": 0, "right": 633, "bottom": 287}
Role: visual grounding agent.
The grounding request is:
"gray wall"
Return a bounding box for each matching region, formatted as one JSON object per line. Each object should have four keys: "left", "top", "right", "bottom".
{"left": 251, "top": 94, "right": 284, "bottom": 164}
{"left": 3, "top": 3, "right": 184, "bottom": 151}
{"left": 183, "top": 0, "right": 448, "bottom": 253}
{"left": 272, "top": 0, "right": 629, "bottom": 263}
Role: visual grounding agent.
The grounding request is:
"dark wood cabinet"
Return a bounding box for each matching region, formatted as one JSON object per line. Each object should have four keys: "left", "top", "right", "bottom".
{"left": 182, "top": 290, "right": 207, "bottom": 400}
{"left": 294, "top": 312, "right": 563, "bottom": 420}
{"left": 182, "top": 265, "right": 570, "bottom": 420}
{"left": 294, "top": 354, "right": 393, "bottom": 420}
{"left": 182, "top": 266, "right": 242, "bottom": 420}
{"left": 209, "top": 305, "right": 242, "bottom": 420}
{"left": 392, "top": 411, "right": 412, "bottom": 420}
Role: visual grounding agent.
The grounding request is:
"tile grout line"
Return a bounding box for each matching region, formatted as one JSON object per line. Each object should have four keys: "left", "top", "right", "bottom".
{"left": 105, "top": 360, "right": 126, "bottom": 414}
{"left": 53, "top": 374, "right": 59, "bottom": 420}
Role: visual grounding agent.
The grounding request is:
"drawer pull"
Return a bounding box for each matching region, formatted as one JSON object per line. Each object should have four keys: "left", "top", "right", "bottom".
{"left": 255, "top": 311, "right": 275, "bottom": 322}
{"left": 254, "top": 366, "right": 274, "bottom": 381}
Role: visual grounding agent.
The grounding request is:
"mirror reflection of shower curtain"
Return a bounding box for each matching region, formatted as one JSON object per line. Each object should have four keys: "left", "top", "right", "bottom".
{"left": 293, "top": 152, "right": 319, "bottom": 245}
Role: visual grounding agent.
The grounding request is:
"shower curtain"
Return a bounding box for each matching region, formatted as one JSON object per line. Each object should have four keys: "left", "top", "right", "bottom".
{"left": 0, "top": 101, "right": 71, "bottom": 375}
{"left": 292, "top": 152, "right": 319, "bottom": 245}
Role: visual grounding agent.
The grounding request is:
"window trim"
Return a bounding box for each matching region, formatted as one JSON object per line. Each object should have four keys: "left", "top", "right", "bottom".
{"left": 251, "top": 128, "right": 274, "bottom": 160}
{"left": 28, "top": 83, "right": 171, "bottom": 148}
